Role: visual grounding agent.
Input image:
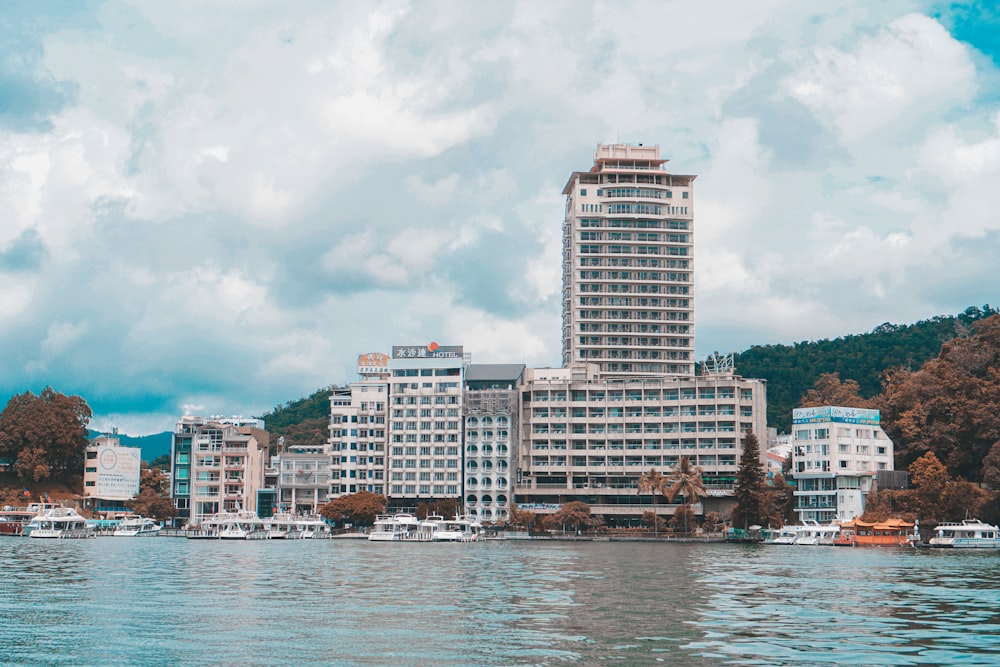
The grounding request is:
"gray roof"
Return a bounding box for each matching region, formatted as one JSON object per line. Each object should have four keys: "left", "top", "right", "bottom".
{"left": 465, "top": 363, "right": 526, "bottom": 383}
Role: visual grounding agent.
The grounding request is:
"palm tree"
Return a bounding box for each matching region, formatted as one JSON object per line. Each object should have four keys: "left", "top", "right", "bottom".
{"left": 637, "top": 467, "right": 669, "bottom": 537}
{"left": 666, "top": 457, "right": 708, "bottom": 534}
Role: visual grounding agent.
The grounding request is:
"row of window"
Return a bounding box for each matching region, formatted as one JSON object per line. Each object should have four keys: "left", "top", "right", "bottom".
{"left": 578, "top": 218, "right": 688, "bottom": 229}
{"left": 577, "top": 257, "right": 690, "bottom": 269}
{"left": 581, "top": 188, "right": 689, "bottom": 200}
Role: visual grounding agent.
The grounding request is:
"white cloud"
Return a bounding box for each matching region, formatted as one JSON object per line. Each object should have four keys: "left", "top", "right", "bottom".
{"left": 2, "top": 1, "right": 999, "bottom": 432}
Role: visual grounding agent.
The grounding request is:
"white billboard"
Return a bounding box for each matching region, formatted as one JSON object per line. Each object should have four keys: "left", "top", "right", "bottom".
{"left": 96, "top": 445, "right": 142, "bottom": 500}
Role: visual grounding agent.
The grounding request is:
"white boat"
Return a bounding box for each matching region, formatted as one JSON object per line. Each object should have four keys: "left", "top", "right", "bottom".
{"left": 767, "top": 525, "right": 803, "bottom": 545}
{"left": 217, "top": 510, "right": 267, "bottom": 540}
{"left": 793, "top": 520, "right": 841, "bottom": 546}
{"left": 296, "top": 515, "right": 331, "bottom": 539}
{"left": 368, "top": 513, "right": 425, "bottom": 541}
{"left": 929, "top": 519, "right": 1000, "bottom": 548}
{"left": 27, "top": 507, "right": 92, "bottom": 539}
{"left": 265, "top": 512, "right": 303, "bottom": 540}
{"left": 433, "top": 516, "right": 485, "bottom": 542}
{"left": 113, "top": 515, "right": 161, "bottom": 537}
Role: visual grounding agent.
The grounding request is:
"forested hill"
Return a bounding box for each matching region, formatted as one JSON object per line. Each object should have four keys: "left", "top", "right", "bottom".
{"left": 257, "top": 387, "right": 333, "bottom": 450}
{"left": 732, "top": 305, "right": 998, "bottom": 432}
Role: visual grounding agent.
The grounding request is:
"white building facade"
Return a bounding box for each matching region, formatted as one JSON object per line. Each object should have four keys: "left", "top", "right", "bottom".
{"left": 516, "top": 364, "right": 767, "bottom": 524}
{"left": 329, "top": 359, "right": 389, "bottom": 499}
{"left": 386, "top": 344, "right": 466, "bottom": 509}
{"left": 562, "top": 143, "right": 696, "bottom": 378}
{"left": 791, "top": 406, "right": 894, "bottom": 523}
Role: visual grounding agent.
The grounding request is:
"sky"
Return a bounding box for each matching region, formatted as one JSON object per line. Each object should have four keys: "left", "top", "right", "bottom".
{"left": 2, "top": 1, "right": 999, "bottom": 435}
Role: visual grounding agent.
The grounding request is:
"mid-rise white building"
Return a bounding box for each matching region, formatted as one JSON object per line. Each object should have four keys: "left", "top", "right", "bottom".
{"left": 386, "top": 344, "right": 466, "bottom": 509}
{"left": 170, "top": 416, "right": 268, "bottom": 526}
{"left": 464, "top": 364, "right": 524, "bottom": 522}
{"left": 790, "top": 406, "right": 894, "bottom": 522}
{"left": 516, "top": 363, "right": 767, "bottom": 524}
{"left": 329, "top": 356, "right": 389, "bottom": 498}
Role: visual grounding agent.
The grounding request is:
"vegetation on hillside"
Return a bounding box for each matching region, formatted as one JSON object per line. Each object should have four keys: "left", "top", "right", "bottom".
{"left": 257, "top": 387, "right": 334, "bottom": 451}
{"left": 732, "top": 305, "right": 998, "bottom": 431}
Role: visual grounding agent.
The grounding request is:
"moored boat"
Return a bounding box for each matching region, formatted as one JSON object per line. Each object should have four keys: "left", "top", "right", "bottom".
{"left": 929, "top": 519, "right": 1000, "bottom": 548}
{"left": 27, "top": 507, "right": 92, "bottom": 539}
{"left": 217, "top": 510, "right": 267, "bottom": 540}
{"left": 113, "top": 515, "right": 161, "bottom": 537}
{"left": 433, "top": 516, "right": 485, "bottom": 542}
{"left": 766, "top": 525, "right": 803, "bottom": 545}
{"left": 793, "top": 520, "right": 841, "bottom": 546}
{"left": 368, "top": 513, "right": 425, "bottom": 541}
{"left": 833, "top": 518, "right": 918, "bottom": 547}
{"left": 0, "top": 509, "right": 38, "bottom": 536}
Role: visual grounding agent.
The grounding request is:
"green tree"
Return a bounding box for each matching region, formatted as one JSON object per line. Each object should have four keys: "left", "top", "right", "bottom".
{"left": 319, "top": 491, "right": 387, "bottom": 527}
{"left": 666, "top": 457, "right": 707, "bottom": 533}
{"left": 641, "top": 510, "right": 667, "bottom": 534}
{"left": 731, "top": 431, "right": 766, "bottom": 529}
{"left": 0, "top": 388, "right": 92, "bottom": 483}
{"left": 637, "top": 467, "right": 669, "bottom": 536}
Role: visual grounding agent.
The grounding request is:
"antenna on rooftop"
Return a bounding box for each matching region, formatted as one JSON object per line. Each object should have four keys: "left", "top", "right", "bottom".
{"left": 703, "top": 352, "right": 734, "bottom": 376}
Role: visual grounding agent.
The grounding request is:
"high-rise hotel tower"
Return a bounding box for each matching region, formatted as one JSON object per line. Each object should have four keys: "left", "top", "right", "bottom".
{"left": 562, "top": 143, "right": 695, "bottom": 377}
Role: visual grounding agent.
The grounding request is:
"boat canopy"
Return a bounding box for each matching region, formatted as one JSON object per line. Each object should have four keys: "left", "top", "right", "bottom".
{"left": 840, "top": 518, "right": 914, "bottom": 531}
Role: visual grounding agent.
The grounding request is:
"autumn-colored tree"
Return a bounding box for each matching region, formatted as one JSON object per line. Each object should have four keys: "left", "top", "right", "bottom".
{"left": 666, "top": 457, "right": 707, "bottom": 505}
{"left": 769, "top": 472, "right": 797, "bottom": 526}
{"left": 664, "top": 457, "right": 706, "bottom": 533}
{"left": 508, "top": 506, "right": 537, "bottom": 530}
{"left": 731, "top": 432, "right": 766, "bottom": 529}
{"left": 126, "top": 466, "right": 175, "bottom": 521}
{"left": 319, "top": 491, "right": 387, "bottom": 527}
{"left": 668, "top": 504, "right": 697, "bottom": 534}
{"left": 877, "top": 314, "right": 1000, "bottom": 481}
{"left": 641, "top": 510, "right": 666, "bottom": 534}
{"left": 0, "top": 388, "right": 92, "bottom": 483}
{"left": 542, "top": 501, "right": 602, "bottom": 534}
{"left": 983, "top": 441, "right": 1000, "bottom": 490}
{"left": 800, "top": 372, "right": 872, "bottom": 409}
{"left": 637, "top": 467, "right": 669, "bottom": 536}
{"left": 702, "top": 511, "right": 727, "bottom": 532}
{"left": 909, "top": 451, "right": 949, "bottom": 519}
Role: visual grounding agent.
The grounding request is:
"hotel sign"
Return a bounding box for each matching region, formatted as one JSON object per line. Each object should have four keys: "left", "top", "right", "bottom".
{"left": 392, "top": 343, "right": 464, "bottom": 359}
{"left": 793, "top": 406, "right": 880, "bottom": 425}
{"left": 357, "top": 352, "right": 389, "bottom": 375}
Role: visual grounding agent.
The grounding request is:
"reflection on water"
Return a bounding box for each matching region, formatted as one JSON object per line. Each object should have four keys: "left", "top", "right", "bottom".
{"left": 1, "top": 539, "right": 998, "bottom": 666}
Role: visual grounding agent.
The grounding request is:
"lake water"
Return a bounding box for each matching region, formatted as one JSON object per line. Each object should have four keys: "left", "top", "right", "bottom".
{"left": 2, "top": 537, "right": 999, "bottom": 666}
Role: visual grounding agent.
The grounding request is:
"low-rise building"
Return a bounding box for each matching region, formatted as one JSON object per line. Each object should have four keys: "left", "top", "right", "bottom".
{"left": 82, "top": 434, "right": 142, "bottom": 515}
{"left": 790, "top": 406, "right": 894, "bottom": 522}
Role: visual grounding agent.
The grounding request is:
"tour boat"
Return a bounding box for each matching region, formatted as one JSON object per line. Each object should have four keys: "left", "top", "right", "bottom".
{"left": 113, "top": 515, "right": 162, "bottom": 537}
{"left": 0, "top": 509, "right": 38, "bottom": 536}
{"left": 793, "top": 520, "right": 841, "bottom": 546}
{"left": 767, "top": 525, "right": 803, "bottom": 545}
{"left": 833, "top": 518, "right": 918, "bottom": 547}
{"left": 265, "top": 512, "right": 303, "bottom": 539}
{"left": 929, "top": 519, "right": 1000, "bottom": 548}
{"left": 432, "top": 516, "right": 485, "bottom": 542}
{"left": 296, "top": 515, "right": 331, "bottom": 539}
{"left": 27, "top": 507, "right": 92, "bottom": 539}
{"left": 217, "top": 510, "right": 268, "bottom": 540}
{"left": 368, "top": 513, "right": 425, "bottom": 541}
